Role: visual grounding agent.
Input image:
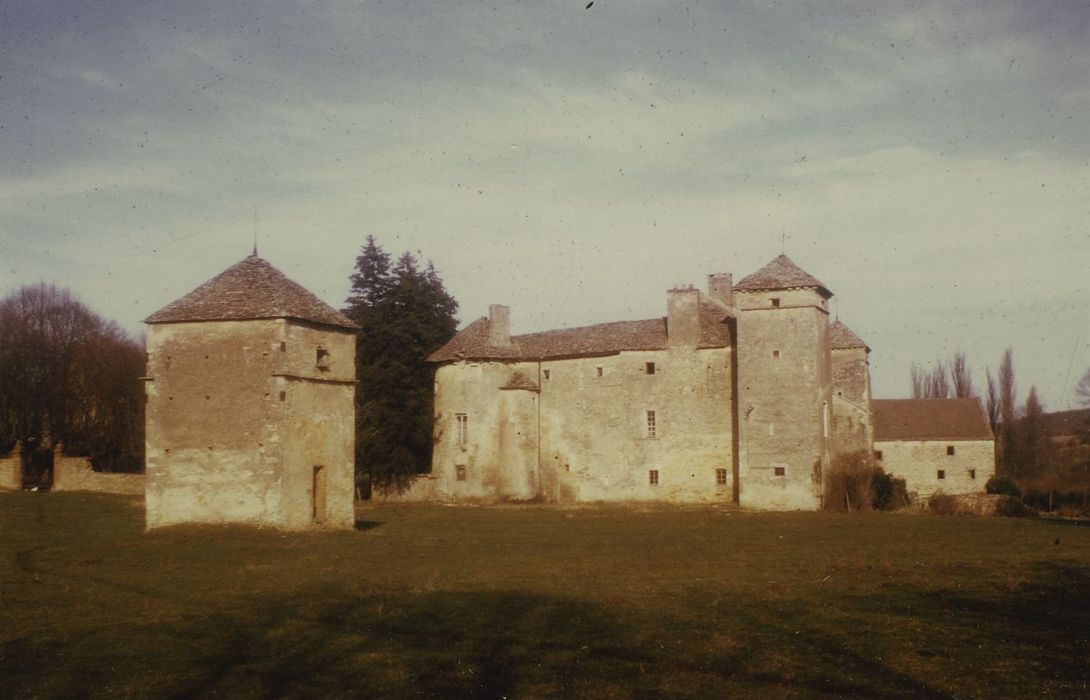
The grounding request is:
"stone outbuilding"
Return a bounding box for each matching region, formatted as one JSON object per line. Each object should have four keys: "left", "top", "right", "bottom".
{"left": 873, "top": 398, "right": 995, "bottom": 498}
{"left": 415, "top": 254, "right": 875, "bottom": 510}
{"left": 143, "top": 254, "right": 358, "bottom": 529}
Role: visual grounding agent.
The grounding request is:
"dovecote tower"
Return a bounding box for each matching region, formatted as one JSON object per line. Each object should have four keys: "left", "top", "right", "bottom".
{"left": 143, "top": 255, "right": 358, "bottom": 529}
{"left": 734, "top": 255, "right": 833, "bottom": 509}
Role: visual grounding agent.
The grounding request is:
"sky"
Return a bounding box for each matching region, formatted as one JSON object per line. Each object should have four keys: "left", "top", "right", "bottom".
{"left": 1, "top": 1, "right": 1087, "bottom": 408}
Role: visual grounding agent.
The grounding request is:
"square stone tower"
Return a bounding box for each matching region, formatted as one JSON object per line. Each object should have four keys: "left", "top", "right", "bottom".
{"left": 734, "top": 255, "right": 833, "bottom": 510}
{"left": 143, "top": 254, "right": 358, "bottom": 530}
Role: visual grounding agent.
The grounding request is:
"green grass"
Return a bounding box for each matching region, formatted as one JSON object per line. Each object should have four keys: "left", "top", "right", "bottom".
{"left": 2, "top": 493, "right": 1089, "bottom": 698}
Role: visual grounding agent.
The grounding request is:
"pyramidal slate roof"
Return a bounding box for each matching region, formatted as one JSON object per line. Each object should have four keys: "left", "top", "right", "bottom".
{"left": 429, "top": 300, "right": 732, "bottom": 363}
{"left": 873, "top": 398, "right": 993, "bottom": 441}
{"left": 145, "top": 255, "right": 358, "bottom": 330}
{"left": 734, "top": 254, "right": 832, "bottom": 298}
{"left": 829, "top": 320, "right": 869, "bottom": 351}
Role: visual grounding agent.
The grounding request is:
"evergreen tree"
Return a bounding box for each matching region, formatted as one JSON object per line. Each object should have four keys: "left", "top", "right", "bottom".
{"left": 343, "top": 239, "right": 458, "bottom": 489}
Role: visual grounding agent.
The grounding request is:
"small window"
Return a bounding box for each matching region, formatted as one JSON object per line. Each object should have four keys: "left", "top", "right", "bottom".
{"left": 771, "top": 298, "right": 780, "bottom": 307}
{"left": 543, "top": 369, "right": 551, "bottom": 380}
{"left": 874, "top": 450, "right": 883, "bottom": 461}
{"left": 969, "top": 469, "right": 976, "bottom": 480}
{"left": 278, "top": 391, "right": 286, "bottom": 402}
{"left": 715, "top": 468, "right": 728, "bottom": 485}
{"left": 937, "top": 469, "right": 946, "bottom": 480}
{"left": 280, "top": 342, "right": 286, "bottom": 352}
{"left": 772, "top": 350, "right": 780, "bottom": 360}
{"left": 646, "top": 410, "right": 657, "bottom": 438}
{"left": 646, "top": 362, "right": 656, "bottom": 375}
{"left": 773, "top": 466, "right": 786, "bottom": 477}
{"left": 595, "top": 366, "right": 603, "bottom": 377}
{"left": 455, "top": 465, "right": 467, "bottom": 481}
{"left": 649, "top": 469, "right": 659, "bottom": 485}
{"left": 455, "top": 413, "right": 468, "bottom": 445}
{"left": 946, "top": 445, "right": 956, "bottom": 456}
{"left": 316, "top": 348, "right": 330, "bottom": 367}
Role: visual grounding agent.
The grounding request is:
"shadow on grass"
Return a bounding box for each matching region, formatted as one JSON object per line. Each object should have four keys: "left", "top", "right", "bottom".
{"left": 354, "top": 519, "right": 383, "bottom": 532}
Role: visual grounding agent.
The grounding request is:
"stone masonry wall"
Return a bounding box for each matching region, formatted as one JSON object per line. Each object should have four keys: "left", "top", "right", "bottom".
{"left": 876, "top": 439, "right": 994, "bottom": 498}
{"left": 830, "top": 347, "right": 873, "bottom": 457}
{"left": 52, "top": 452, "right": 145, "bottom": 495}
{"left": 736, "top": 288, "right": 831, "bottom": 510}
{"left": 0, "top": 445, "right": 22, "bottom": 491}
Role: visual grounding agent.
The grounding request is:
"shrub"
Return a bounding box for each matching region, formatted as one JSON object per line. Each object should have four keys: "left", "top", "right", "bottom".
{"left": 986, "top": 475, "right": 1021, "bottom": 498}
{"left": 927, "top": 493, "right": 961, "bottom": 515}
{"left": 824, "top": 451, "right": 875, "bottom": 513}
{"left": 995, "top": 495, "right": 1035, "bottom": 518}
{"left": 871, "top": 470, "right": 909, "bottom": 511}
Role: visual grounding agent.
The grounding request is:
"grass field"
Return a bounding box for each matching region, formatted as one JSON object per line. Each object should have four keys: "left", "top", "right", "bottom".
{"left": 1, "top": 493, "right": 1089, "bottom": 698}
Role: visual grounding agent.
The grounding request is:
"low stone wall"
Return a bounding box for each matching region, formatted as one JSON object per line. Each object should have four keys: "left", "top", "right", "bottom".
{"left": 370, "top": 474, "right": 447, "bottom": 502}
{"left": 53, "top": 453, "right": 145, "bottom": 495}
{"left": 0, "top": 447, "right": 22, "bottom": 491}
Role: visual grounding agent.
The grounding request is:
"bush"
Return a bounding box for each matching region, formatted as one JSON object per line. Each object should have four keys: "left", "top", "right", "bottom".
{"left": 927, "top": 493, "right": 961, "bottom": 515}
{"left": 986, "top": 475, "right": 1021, "bottom": 498}
{"left": 824, "top": 452, "right": 875, "bottom": 513}
{"left": 871, "top": 470, "right": 909, "bottom": 511}
{"left": 995, "top": 495, "right": 1035, "bottom": 518}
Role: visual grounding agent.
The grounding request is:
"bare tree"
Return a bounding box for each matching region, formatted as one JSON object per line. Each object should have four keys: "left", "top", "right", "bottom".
{"left": 997, "top": 347, "right": 1018, "bottom": 474}
{"left": 950, "top": 351, "right": 974, "bottom": 398}
{"left": 911, "top": 360, "right": 950, "bottom": 398}
{"left": 985, "top": 368, "right": 1000, "bottom": 435}
{"left": 1076, "top": 367, "right": 1090, "bottom": 408}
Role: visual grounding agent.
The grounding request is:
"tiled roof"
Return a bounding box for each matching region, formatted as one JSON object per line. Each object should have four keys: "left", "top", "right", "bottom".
{"left": 429, "top": 299, "right": 732, "bottom": 362}
{"left": 873, "top": 398, "right": 993, "bottom": 441}
{"left": 145, "top": 255, "right": 358, "bottom": 330}
{"left": 829, "top": 320, "right": 869, "bottom": 351}
{"left": 734, "top": 254, "right": 831, "bottom": 298}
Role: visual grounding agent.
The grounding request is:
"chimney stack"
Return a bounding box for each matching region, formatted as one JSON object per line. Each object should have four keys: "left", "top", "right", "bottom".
{"left": 707, "top": 273, "right": 733, "bottom": 307}
{"left": 667, "top": 286, "right": 701, "bottom": 347}
{"left": 488, "top": 304, "right": 511, "bottom": 346}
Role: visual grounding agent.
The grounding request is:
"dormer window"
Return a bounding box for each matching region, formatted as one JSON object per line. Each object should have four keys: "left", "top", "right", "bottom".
{"left": 316, "top": 348, "right": 330, "bottom": 368}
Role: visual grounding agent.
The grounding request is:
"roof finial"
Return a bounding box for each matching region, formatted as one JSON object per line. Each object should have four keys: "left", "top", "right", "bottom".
{"left": 252, "top": 207, "right": 259, "bottom": 257}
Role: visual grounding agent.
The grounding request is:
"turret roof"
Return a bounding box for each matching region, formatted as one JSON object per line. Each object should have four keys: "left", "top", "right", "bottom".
{"left": 829, "top": 320, "right": 869, "bottom": 351}
{"left": 734, "top": 254, "right": 832, "bottom": 298}
{"left": 145, "top": 255, "right": 358, "bottom": 330}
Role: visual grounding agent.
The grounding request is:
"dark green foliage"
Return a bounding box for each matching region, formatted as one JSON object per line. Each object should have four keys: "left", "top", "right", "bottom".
{"left": 0, "top": 284, "right": 144, "bottom": 471}
{"left": 987, "top": 474, "right": 1022, "bottom": 498}
{"left": 870, "top": 470, "right": 909, "bottom": 511}
{"left": 343, "top": 237, "right": 458, "bottom": 489}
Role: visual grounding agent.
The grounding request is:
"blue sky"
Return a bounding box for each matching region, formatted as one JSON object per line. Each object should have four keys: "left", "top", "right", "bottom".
{"left": 1, "top": 1, "right": 1087, "bottom": 407}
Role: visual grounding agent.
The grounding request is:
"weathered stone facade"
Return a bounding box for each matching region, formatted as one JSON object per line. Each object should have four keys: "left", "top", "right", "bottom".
{"left": 144, "top": 256, "right": 357, "bottom": 530}
{"left": 0, "top": 442, "right": 22, "bottom": 491}
{"left": 873, "top": 398, "right": 995, "bottom": 499}
{"left": 413, "top": 255, "right": 883, "bottom": 510}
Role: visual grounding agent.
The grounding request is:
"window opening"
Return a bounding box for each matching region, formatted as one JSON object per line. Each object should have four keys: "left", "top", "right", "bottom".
{"left": 316, "top": 348, "right": 330, "bottom": 368}
{"left": 773, "top": 350, "right": 780, "bottom": 360}
{"left": 455, "top": 465, "right": 467, "bottom": 481}
{"left": 969, "top": 469, "right": 976, "bottom": 479}
{"left": 773, "top": 466, "right": 786, "bottom": 477}
{"left": 715, "top": 468, "right": 728, "bottom": 485}
{"left": 646, "top": 410, "right": 657, "bottom": 438}
{"left": 946, "top": 445, "right": 956, "bottom": 456}
{"left": 937, "top": 469, "right": 946, "bottom": 479}
{"left": 874, "top": 450, "right": 883, "bottom": 460}
{"left": 646, "top": 362, "right": 656, "bottom": 375}
{"left": 543, "top": 369, "right": 551, "bottom": 380}
{"left": 649, "top": 469, "right": 659, "bottom": 485}
{"left": 455, "top": 413, "right": 468, "bottom": 445}
{"left": 595, "top": 366, "right": 603, "bottom": 377}
{"left": 771, "top": 298, "right": 780, "bottom": 307}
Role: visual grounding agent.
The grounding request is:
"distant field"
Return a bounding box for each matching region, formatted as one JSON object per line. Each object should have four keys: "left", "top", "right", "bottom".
{"left": 1, "top": 493, "right": 1088, "bottom": 698}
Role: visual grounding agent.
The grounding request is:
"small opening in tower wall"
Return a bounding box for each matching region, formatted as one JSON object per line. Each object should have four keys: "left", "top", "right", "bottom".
{"left": 646, "top": 362, "right": 656, "bottom": 375}
{"left": 874, "top": 450, "right": 883, "bottom": 460}
{"left": 771, "top": 298, "right": 780, "bottom": 307}
{"left": 316, "top": 348, "right": 330, "bottom": 368}
{"left": 773, "top": 466, "right": 786, "bottom": 477}
{"left": 969, "top": 469, "right": 976, "bottom": 479}
{"left": 280, "top": 342, "right": 286, "bottom": 352}
{"left": 543, "top": 369, "right": 551, "bottom": 380}
{"left": 595, "top": 366, "right": 603, "bottom": 377}
{"left": 455, "top": 465, "right": 467, "bottom": 481}
{"left": 649, "top": 469, "right": 659, "bottom": 485}
{"left": 646, "top": 410, "right": 657, "bottom": 438}
{"left": 716, "top": 468, "right": 727, "bottom": 485}
{"left": 937, "top": 469, "right": 946, "bottom": 479}
{"left": 773, "top": 350, "right": 780, "bottom": 360}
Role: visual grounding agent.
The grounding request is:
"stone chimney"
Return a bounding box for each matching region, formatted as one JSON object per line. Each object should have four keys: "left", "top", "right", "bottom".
{"left": 707, "top": 273, "right": 733, "bottom": 307}
{"left": 667, "top": 285, "right": 701, "bottom": 347}
{"left": 488, "top": 304, "right": 512, "bottom": 346}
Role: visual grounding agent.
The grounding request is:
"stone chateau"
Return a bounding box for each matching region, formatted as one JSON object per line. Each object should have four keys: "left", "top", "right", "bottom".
{"left": 415, "top": 254, "right": 994, "bottom": 509}
{"left": 143, "top": 255, "right": 357, "bottom": 529}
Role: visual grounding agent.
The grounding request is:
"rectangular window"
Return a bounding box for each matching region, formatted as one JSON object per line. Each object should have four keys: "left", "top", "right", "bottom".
{"left": 649, "top": 469, "right": 659, "bottom": 485}
{"left": 646, "top": 362, "right": 656, "bottom": 375}
{"left": 279, "top": 391, "right": 286, "bottom": 402}
{"left": 543, "top": 369, "right": 551, "bottom": 380}
{"left": 316, "top": 348, "right": 330, "bottom": 367}
{"left": 772, "top": 350, "right": 780, "bottom": 360}
{"left": 771, "top": 298, "right": 780, "bottom": 307}
{"left": 455, "top": 465, "right": 467, "bottom": 481}
{"left": 773, "top": 466, "right": 786, "bottom": 477}
{"left": 646, "top": 410, "right": 657, "bottom": 438}
{"left": 874, "top": 450, "right": 883, "bottom": 461}
{"left": 280, "top": 342, "right": 286, "bottom": 352}
{"left": 937, "top": 469, "right": 946, "bottom": 479}
{"left": 969, "top": 469, "right": 976, "bottom": 480}
{"left": 595, "top": 366, "right": 603, "bottom": 377}
{"left": 455, "top": 413, "right": 468, "bottom": 445}
{"left": 946, "top": 445, "right": 956, "bottom": 456}
{"left": 715, "top": 468, "right": 728, "bottom": 485}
